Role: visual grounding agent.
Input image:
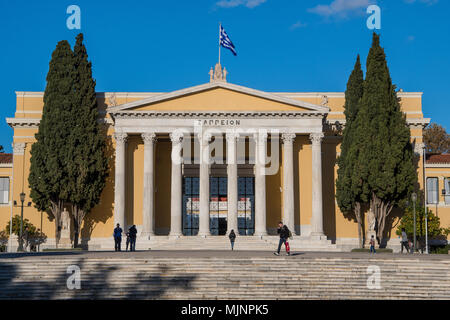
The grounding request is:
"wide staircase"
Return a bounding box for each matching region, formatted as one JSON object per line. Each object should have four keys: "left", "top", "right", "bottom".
{"left": 1, "top": 254, "right": 449, "bottom": 299}
{"left": 92, "top": 236, "right": 340, "bottom": 252}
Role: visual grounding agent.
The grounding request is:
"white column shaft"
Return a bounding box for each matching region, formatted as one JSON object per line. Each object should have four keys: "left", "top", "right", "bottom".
{"left": 310, "top": 133, "right": 325, "bottom": 237}
{"left": 142, "top": 133, "right": 156, "bottom": 238}
{"left": 254, "top": 133, "right": 267, "bottom": 237}
{"left": 227, "top": 133, "right": 238, "bottom": 235}
{"left": 170, "top": 133, "right": 183, "bottom": 237}
{"left": 282, "top": 133, "right": 295, "bottom": 234}
{"left": 198, "top": 134, "right": 211, "bottom": 237}
{"left": 114, "top": 133, "right": 127, "bottom": 230}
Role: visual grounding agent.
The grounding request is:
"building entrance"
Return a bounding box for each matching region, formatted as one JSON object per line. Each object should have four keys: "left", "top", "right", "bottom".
{"left": 182, "top": 176, "right": 255, "bottom": 236}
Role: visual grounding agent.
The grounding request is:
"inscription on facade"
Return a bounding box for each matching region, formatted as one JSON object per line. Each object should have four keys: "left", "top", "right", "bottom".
{"left": 195, "top": 119, "right": 241, "bottom": 127}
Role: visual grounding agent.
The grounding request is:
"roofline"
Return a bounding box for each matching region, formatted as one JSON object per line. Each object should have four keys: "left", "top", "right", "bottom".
{"left": 14, "top": 91, "right": 424, "bottom": 98}
{"left": 106, "top": 81, "right": 330, "bottom": 114}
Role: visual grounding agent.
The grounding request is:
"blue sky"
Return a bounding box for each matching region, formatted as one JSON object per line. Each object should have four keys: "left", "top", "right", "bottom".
{"left": 0, "top": 0, "right": 448, "bottom": 152}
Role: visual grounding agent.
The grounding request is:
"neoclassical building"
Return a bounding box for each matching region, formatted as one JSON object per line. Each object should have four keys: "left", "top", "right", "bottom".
{"left": 1, "top": 64, "right": 443, "bottom": 251}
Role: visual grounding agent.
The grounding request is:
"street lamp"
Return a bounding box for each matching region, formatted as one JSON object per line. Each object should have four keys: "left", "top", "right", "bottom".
{"left": 17, "top": 192, "right": 26, "bottom": 252}
{"left": 411, "top": 192, "right": 417, "bottom": 254}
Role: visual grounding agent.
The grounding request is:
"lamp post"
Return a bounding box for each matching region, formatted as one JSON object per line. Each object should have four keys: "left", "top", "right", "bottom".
{"left": 17, "top": 192, "right": 26, "bottom": 252}
{"left": 411, "top": 192, "right": 417, "bottom": 254}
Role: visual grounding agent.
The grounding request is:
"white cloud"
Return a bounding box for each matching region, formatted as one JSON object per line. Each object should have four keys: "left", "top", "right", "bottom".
{"left": 290, "top": 21, "right": 307, "bottom": 30}
{"left": 216, "top": 0, "right": 266, "bottom": 8}
{"left": 308, "top": 0, "right": 372, "bottom": 18}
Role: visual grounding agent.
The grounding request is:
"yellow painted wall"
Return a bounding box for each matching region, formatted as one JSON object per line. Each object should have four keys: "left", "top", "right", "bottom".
{"left": 2, "top": 88, "right": 432, "bottom": 245}
{"left": 425, "top": 167, "right": 450, "bottom": 236}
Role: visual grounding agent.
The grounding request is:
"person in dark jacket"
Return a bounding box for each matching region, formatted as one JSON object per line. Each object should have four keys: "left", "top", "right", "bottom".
{"left": 128, "top": 225, "right": 138, "bottom": 252}
{"left": 274, "top": 222, "right": 291, "bottom": 256}
{"left": 229, "top": 229, "right": 236, "bottom": 251}
{"left": 113, "top": 224, "right": 123, "bottom": 252}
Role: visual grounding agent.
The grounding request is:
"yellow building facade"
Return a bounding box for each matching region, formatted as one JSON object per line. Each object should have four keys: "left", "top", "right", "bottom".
{"left": 2, "top": 64, "right": 446, "bottom": 251}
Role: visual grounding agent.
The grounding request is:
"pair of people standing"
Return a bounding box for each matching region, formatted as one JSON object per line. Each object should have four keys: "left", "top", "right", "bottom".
{"left": 113, "top": 224, "right": 137, "bottom": 252}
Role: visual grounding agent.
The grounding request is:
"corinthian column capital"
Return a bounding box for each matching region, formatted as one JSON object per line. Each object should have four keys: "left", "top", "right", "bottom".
{"left": 198, "top": 132, "right": 213, "bottom": 146}
{"left": 113, "top": 132, "right": 128, "bottom": 144}
{"left": 170, "top": 131, "right": 184, "bottom": 145}
{"left": 309, "top": 132, "right": 324, "bottom": 145}
{"left": 142, "top": 132, "right": 157, "bottom": 144}
{"left": 281, "top": 133, "right": 296, "bottom": 144}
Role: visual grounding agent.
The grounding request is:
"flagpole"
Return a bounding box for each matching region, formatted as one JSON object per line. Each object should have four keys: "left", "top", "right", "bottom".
{"left": 218, "top": 22, "right": 221, "bottom": 65}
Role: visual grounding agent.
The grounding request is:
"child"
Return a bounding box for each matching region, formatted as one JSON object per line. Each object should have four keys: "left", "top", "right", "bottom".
{"left": 369, "top": 235, "right": 376, "bottom": 254}
{"left": 125, "top": 231, "right": 131, "bottom": 252}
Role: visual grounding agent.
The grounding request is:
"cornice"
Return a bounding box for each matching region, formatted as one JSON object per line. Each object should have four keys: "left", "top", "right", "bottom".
{"left": 6, "top": 117, "right": 113, "bottom": 128}
{"left": 6, "top": 118, "right": 40, "bottom": 128}
{"left": 326, "top": 118, "right": 430, "bottom": 129}
{"left": 109, "top": 110, "right": 328, "bottom": 120}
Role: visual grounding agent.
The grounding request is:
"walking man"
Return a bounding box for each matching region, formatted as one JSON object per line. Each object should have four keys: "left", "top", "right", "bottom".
{"left": 274, "top": 222, "right": 291, "bottom": 256}
{"left": 229, "top": 229, "right": 236, "bottom": 251}
{"left": 128, "top": 225, "right": 138, "bottom": 252}
{"left": 113, "top": 223, "right": 123, "bottom": 252}
{"left": 401, "top": 228, "right": 409, "bottom": 254}
{"left": 369, "top": 235, "right": 376, "bottom": 254}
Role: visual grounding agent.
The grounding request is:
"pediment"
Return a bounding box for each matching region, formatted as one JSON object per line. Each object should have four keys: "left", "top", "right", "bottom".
{"left": 107, "top": 82, "right": 329, "bottom": 114}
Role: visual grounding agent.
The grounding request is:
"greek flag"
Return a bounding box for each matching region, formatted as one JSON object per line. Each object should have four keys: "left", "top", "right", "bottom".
{"left": 220, "top": 25, "right": 237, "bottom": 56}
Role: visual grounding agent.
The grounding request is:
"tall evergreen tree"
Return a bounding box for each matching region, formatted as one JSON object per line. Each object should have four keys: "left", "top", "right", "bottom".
{"left": 67, "top": 33, "right": 108, "bottom": 247}
{"left": 0, "top": 145, "right": 4, "bottom": 153}
{"left": 357, "top": 33, "right": 416, "bottom": 244}
{"left": 336, "top": 55, "right": 366, "bottom": 248}
{"left": 29, "top": 41, "right": 75, "bottom": 246}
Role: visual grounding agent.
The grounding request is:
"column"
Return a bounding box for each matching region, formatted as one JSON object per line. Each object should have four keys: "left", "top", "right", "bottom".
{"left": 142, "top": 132, "right": 156, "bottom": 238}
{"left": 226, "top": 132, "right": 239, "bottom": 235}
{"left": 254, "top": 132, "right": 268, "bottom": 237}
{"left": 282, "top": 133, "right": 296, "bottom": 234}
{"left": 198, "top": 132, "right": 212, "bottom": 237}
{"left": 113, "top": 133, "right": 128, "bottom": 230}
{"left": 309, "top": 132, "right": 325, "bottom": 239}
{"left": 169, "top": 132, "right": 183, "bottom": 237}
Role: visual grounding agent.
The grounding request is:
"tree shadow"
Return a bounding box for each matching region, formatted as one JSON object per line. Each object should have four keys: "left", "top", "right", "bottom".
{"left": 0, "top": 258, "right": 197, "bottom": 300}
{"left": 379, "top": 140, "right": 422, "bottom": 248}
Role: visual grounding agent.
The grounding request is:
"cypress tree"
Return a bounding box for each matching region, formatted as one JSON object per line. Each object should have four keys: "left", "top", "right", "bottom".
{"left": 67, "top": 33, "right": 108, "bottom": 247}
{"left": 29, "top": 41, "right": 75, "bottom": 246}
{"left": 358, "top": 33, "right": 416, "bottom": 244}
{"left": 336, "top": 55, "right": 366, "bottom": 248}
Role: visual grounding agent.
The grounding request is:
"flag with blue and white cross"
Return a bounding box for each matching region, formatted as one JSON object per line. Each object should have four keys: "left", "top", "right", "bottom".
{"left": 219, "top": 24, "right": 237, "bottom": 56}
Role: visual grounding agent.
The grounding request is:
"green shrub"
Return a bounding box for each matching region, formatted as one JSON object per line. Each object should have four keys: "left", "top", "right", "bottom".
{"left": 430, "top": 244, "right": 450, "bottom": 254}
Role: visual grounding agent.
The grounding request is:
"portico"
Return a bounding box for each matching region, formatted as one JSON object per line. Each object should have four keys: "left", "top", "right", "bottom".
{"left": 108, "top": 73, "right": 330, "bottom": 240}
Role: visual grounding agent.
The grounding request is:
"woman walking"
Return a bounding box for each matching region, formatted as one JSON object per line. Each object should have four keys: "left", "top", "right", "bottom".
{"left": 229, "top": 229, "right": 236, "bottom": 251}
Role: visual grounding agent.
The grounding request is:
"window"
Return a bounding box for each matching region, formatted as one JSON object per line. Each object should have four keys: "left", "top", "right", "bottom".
{"left": 427, "top": 177, "right": 438, "bottom": 204}
{"left": 0, "top": 177, "right": 9, "bottom": 204}
{"left": 445, "top": 178, "right": 450, "bottom": 205}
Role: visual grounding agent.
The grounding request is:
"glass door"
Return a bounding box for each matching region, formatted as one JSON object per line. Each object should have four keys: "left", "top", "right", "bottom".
{"left": 210, "top": 177, "right": 228, "bottom": 235}
{"left": 182, "top": 177, "right": 199, "bottom": 236}
{"left": 238, "top": 177, "right": 255, "bottom": 235}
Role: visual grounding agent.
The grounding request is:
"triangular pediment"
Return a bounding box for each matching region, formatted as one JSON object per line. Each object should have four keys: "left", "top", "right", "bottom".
{"left": 107, "top": 82, "right": 329, "bottom": 114}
